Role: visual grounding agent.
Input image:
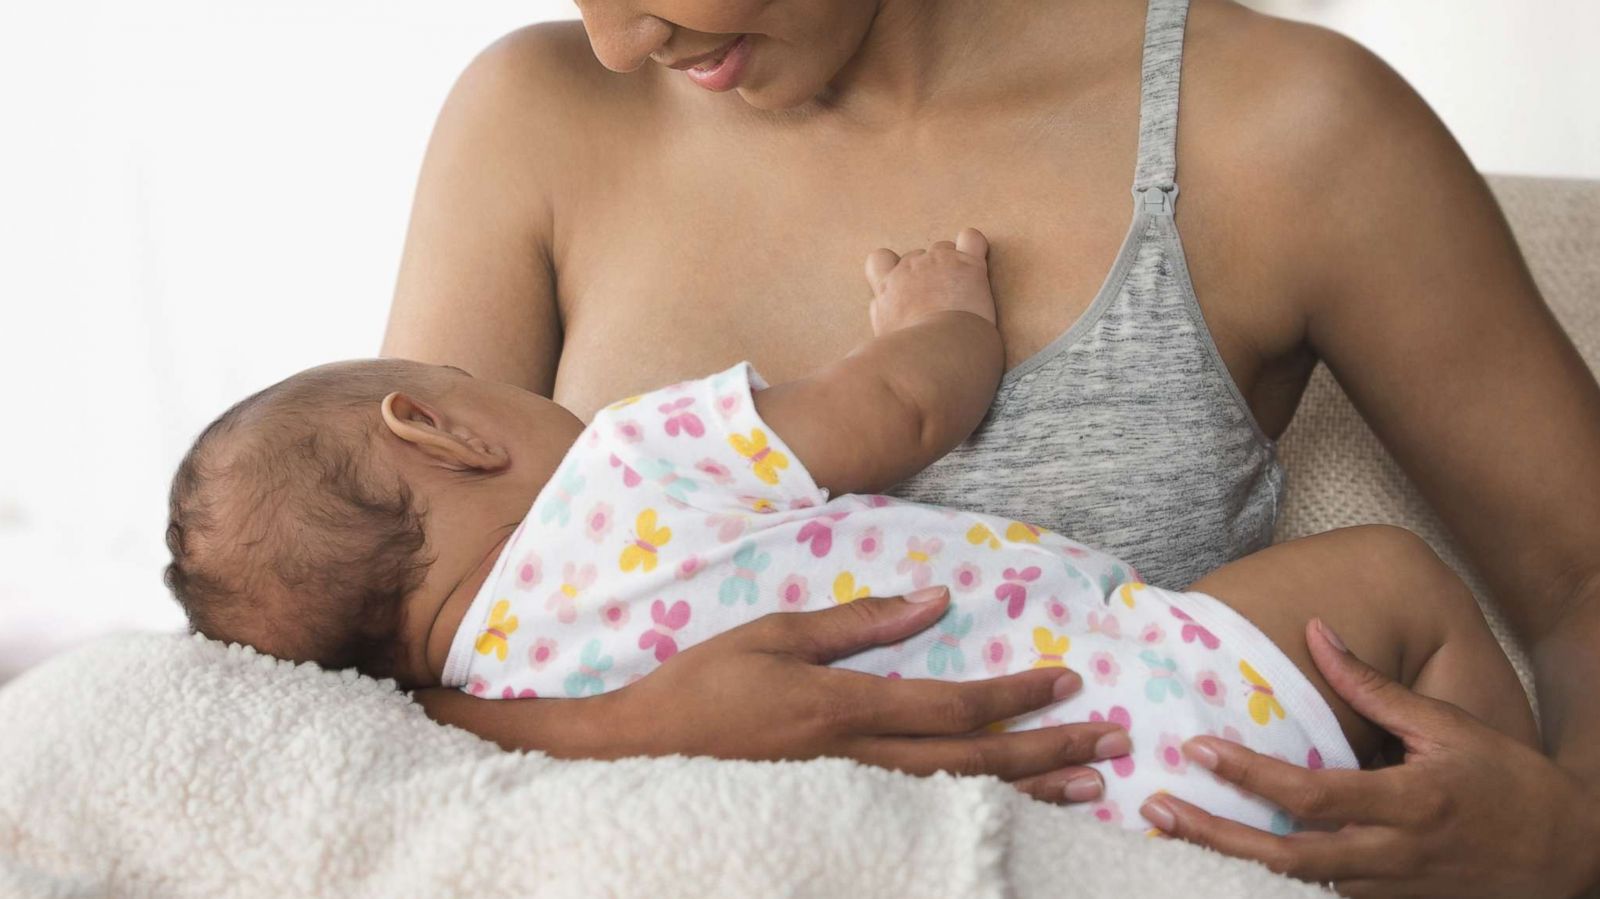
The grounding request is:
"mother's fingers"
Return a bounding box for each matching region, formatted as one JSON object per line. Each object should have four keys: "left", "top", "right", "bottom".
{"left": 854, "top": 722, "right": 1126, "bottom": 785}
{"left": 746, "top": 591, "right": 953, "bottom": 663}
{"left": 1308, "top": 619, "right": 1459, "bottom": 749}
{"left": 1184, "top": 737, "right": 1404, "bottom": 825}
{"left": 1009, "top": 766, "right": 1108, "bottom": 805}
{"left": 827, "top": 665, "right": 1081, "bottom": 737}
{"left": 1141, "top": 793, "right": 1399, "bottom": 884}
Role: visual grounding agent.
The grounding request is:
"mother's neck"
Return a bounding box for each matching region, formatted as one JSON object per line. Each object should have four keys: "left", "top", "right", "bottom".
{"left": 813, "top": 0, "right": 1027, "bottom": 125}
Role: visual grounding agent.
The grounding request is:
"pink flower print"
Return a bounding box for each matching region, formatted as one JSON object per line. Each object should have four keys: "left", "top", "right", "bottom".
{"left": 659, "top": 396, "right": 705, "bottom": 438}
{"left": 584, "top": 502, "right": 614, "bottom": 543}
{"left": 1089, "top": 651, "right": 1120, "bottom": 686}
{"left": 860, "top": 494, "right": 892, "bottom": 509}
{"left": 886, "top": 671, "right": 902, "bottom": 679}
{"left": 675, "top": 555, "right": 706, "bottom": 581}
{"left": 1156, "top": 733, "right": 1189, "bottom": 774}
{"left": 695, "top": 458, "right": 735, "bottom": 486}
{"left": 797, "top": 520, "right": 836, "bottom": 558}
{"left": 467, "top": 676, "right": 489, "bottom": 696}
{"left": 1090, "top": 801, "right": 1123, "bottom": 826}
{"left": 714, "top": 392, "right": 741, "bottom": 419}
{"left": 788, "top": 497, "right": 816, "bottom": 510}
{"left": 546, "top": 562, "right": 597, "bottom": 624}
{"left": 855, "top": 527, "right": 885, "bottom": 561}
{"left": 615, "top": 419, "right": 645, "bottom": 444}
{"left": 639, "top": 598, "right": 692, "bottom": 662}
{"left": 527, "top": 637, "right": 559, "bottom": 669}
{"left": 777, "top": 574, "right": 809, "bottom": 611}
{"left": 598, "top": 600, "right": 630, "bottom": 631}
{"left": 706, "top": 513, "right": 746, "bottom": 543}
{"left": 951, "top": 562, "right": 983, "bottom": 593}
{"left": 1089, "top": 706, "right": 1135, "bottom": 777}
{"left": 895, "top": 536, "right": 942, "bottom": 588}
{"left": 1170, "top": 607, "right": 1221, "bottom": 650}
{"left": 501, "top": 687, "right": 537, "bottom": 699}
{"left": 514, "top": 550, "right": 542, "bottom": 591}
{"left": 1307, "top": 748, "right": 1324, "bottom": 770}
{"left": 1044, "top": 595, "right": 1071, "bottom": 626}
{"left": 1139, "top": 622, "right": 1166, "bottom": 645}
{"left": 983, "top": 636, "right": 1013, "bottom": 674}
{"left": 585, "top": 428, "right": 602, "bottom": 447}
{"left": 609, "top": 453, "right": 642, "bottom": 488}
{"left": 994, "top": 566, "right": 1042, "bottom": 619}
{"left": 1194, "top": 669, "right": 1227, "bottom": 706}
{"left": 1087, "top": 610, "right": 1121, "bottom": 639}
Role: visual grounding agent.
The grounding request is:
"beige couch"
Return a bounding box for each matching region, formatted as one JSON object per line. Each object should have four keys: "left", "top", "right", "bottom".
{"left": 1272, "top": 174, "right": 1600, "bottom": 710}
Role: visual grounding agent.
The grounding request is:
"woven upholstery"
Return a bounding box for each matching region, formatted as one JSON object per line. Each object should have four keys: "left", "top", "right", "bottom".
{"left": 1272, "top": 174, "right": 1600, "bottom": 710}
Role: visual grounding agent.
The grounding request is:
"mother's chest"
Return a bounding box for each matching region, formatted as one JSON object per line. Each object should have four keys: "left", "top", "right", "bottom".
{"left": 550, "top": 152, "right": 1273, "bottom": 422}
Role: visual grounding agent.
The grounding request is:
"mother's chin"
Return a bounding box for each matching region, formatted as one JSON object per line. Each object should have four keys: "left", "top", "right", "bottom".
{"left": 578, "top": 0, "right": 887, "bottom": 112}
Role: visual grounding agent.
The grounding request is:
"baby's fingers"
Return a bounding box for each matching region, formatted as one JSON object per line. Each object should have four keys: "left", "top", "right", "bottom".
{"left": 864, "top": 247, "right": 900, "bottom": 295}
{"left": 955, "top": 226, "right": 989, "bottom": 259}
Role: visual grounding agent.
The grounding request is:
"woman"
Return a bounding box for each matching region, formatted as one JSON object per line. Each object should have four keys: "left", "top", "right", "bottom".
{"left": 383, "top": 0, "right": 1600, "bottom": 894}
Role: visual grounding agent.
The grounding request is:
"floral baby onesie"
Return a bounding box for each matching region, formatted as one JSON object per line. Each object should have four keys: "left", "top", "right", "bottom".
{"left": 442, "top": 363, "right": 1359, "bottom": 834}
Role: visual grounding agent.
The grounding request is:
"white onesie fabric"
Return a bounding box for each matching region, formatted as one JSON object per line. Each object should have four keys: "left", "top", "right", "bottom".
{"left": 443, "top": 363, "right": 1359, "bottom": 834}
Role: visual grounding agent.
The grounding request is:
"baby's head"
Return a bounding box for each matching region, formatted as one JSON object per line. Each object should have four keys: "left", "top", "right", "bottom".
{"left": 164, "top": 359, "right": 581, "bottom": 686}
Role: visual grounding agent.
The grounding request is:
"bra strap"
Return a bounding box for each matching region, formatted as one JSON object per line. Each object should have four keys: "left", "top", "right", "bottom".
{"left": 1131, "top": 0, "right": 1191, "bottom": 215}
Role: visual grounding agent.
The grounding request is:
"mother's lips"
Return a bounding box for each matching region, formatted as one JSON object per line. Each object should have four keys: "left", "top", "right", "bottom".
{"left": 662, "top": 36, "right": 742, "bottom": 71}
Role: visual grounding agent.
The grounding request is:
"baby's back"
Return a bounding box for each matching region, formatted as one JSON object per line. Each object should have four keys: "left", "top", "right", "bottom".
{"left": 443, "top": 364, "right": 1357, "bottom": 833}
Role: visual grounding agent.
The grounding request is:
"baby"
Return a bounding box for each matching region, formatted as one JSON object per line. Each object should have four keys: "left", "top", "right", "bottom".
{"left": 165, "top": 228, "right": 1534, "bottom": 835}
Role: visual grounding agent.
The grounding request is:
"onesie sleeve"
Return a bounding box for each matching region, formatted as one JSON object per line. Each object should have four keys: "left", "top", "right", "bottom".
{"left": 590, "top": 362, "right": 829, "bottom": 516}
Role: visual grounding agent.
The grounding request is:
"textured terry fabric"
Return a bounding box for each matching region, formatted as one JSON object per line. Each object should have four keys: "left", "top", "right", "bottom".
{"left": 893, "top": 0, "right": 1285, "bottom": 591}
{"left": 0, "top": 632, "right": 1334, "bottom": 898}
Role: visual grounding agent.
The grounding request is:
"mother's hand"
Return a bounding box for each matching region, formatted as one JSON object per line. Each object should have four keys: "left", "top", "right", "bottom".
{"left": 1140, "top": 622, "right": 1600, "bottom": 897}
{"left": 416, "top": 588, "right": 1130, "bottom": 805}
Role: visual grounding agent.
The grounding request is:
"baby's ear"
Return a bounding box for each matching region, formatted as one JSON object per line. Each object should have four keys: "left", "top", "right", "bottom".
{"left": 379, "top": 392, "right": 508, "bottom": 473}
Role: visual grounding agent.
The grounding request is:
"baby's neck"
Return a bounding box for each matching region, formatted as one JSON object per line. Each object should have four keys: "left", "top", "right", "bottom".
{"left": 423, "top": 526, "right": 519, "bottom": 683}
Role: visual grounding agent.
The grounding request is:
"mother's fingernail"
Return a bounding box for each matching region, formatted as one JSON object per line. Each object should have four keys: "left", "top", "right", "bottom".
{"left": 1316, "top": 618, "right": 1350, "bottom": 653}
{"left": 1064, "top": 773, "right": 1103, "bottom": 802}
{"left": 1094, "top": 730, "right": 1132, "bottom": 759}
{"left": 1051, "top": 672, "right": 1081, "bottom": 700}
{"left": 1184, "top": 740, "right": 1220, "bottom": 770}
{"left": 1141, "top": 800, "right": 1176, "bottom": 831}
{"left": 905, "top": 586, "right": 948, "bottom": 604}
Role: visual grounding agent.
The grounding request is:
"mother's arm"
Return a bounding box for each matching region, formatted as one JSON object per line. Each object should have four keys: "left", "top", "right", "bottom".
{"left": 382, "top": 27, "right": 570, "bottom": 390}
{"left": 1154, "top": 25, "right": 1600, "bottom": 896}
{"left": 382, "top": 28, "right": 1126, "bottom": 804}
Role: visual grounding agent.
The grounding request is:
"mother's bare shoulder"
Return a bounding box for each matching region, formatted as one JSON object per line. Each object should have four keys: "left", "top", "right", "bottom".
{"left": 444, "top": 21, "right": 664, "bottom": 180}
{"left": 1180, "top": 3, "right": 1473, "bottom": 321}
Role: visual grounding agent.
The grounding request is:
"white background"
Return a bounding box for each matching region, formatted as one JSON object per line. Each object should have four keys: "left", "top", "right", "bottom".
{"left": 2, "top": 1, "right": 1596, "bottom": 683}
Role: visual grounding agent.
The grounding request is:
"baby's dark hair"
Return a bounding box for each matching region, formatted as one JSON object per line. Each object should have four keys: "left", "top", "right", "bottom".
{"left": 164, "top": 360, "right": 435, "bottom": 680}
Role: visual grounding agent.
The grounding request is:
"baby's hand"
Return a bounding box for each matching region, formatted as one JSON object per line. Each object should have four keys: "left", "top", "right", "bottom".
{"left": 864, "top": 227, "right": 995, "bottom": 336}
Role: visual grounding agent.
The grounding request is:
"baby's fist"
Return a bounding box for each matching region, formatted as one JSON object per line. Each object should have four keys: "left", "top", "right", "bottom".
{"left": 864, "top": 227, "right": 995, "bottom": 336}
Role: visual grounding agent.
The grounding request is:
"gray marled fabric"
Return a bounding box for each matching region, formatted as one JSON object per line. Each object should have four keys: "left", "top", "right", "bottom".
{"left": 891, "top": 0, "right": 1285, "bottom": 590}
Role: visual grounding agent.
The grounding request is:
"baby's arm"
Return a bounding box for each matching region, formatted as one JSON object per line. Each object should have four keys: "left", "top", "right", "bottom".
{"left": 755, "top": 228, "right": 1004, "bottom": 496}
